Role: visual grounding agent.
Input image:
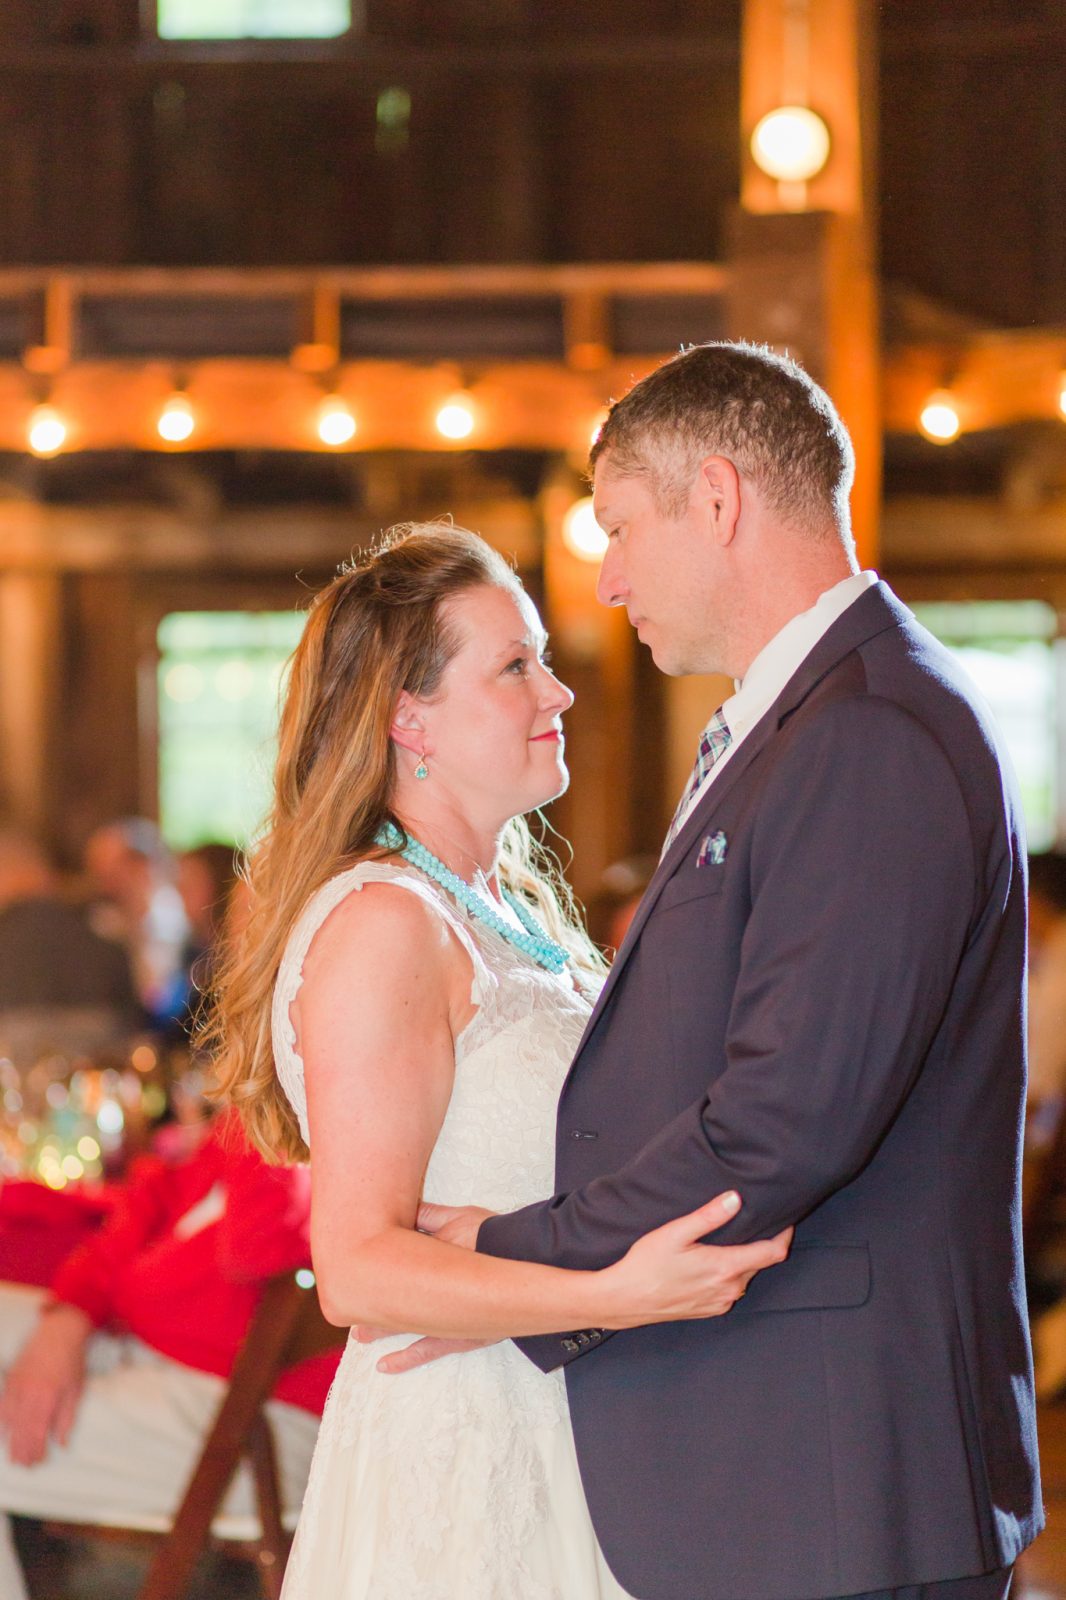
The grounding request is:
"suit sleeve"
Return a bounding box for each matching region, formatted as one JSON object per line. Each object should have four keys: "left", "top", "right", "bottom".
{"left": 479, "top": 695, "right": 983, "bottom": 1371}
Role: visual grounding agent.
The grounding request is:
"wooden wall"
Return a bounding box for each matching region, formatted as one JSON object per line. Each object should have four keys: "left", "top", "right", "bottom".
{"left": 0, "top": 0, "right": 740, "bottom": 270}
{"left": 2, "top": 3, "right": 1065, "bottom": 325}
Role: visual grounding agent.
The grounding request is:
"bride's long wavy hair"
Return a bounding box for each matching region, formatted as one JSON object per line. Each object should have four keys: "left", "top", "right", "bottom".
{"left": 206, "top": 520, "right": 604, "bottom": 1164}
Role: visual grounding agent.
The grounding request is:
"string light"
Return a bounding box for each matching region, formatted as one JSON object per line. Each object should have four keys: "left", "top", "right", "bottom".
{"left": 20, "top": 356, "right": 1066, "bottom": 454}
{"left": 562, "top": 496, "right": 608, "bottom": 562}
{"left": 28, "top": 403, "right": 67, "bottom": 456}
{"left": 919, "top": 391, "right": 961, "bottom": 444}
{"left": 435, "top": 393, "right": 476, "bottom": 441}
{"left": 157, "top": 391, "right": 195, "bottom": 444}
{"left": 317, "top": 395, "right": 357, "bottom": 447}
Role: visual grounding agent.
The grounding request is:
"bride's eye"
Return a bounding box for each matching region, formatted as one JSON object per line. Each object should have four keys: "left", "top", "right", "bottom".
{"left": 539, "top": 649, "right": 553, "bottom": 668}
{"left": 505, "top": 657, "right": 529, "bottom": 675}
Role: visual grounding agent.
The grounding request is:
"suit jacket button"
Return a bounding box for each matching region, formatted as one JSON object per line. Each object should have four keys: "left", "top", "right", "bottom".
{"left": 562, "top": 1337, "right": 579, "bottom": 1352}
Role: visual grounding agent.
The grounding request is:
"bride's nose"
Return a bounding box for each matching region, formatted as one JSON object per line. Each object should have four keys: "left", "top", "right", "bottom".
{"left": 539, "top": 665, "right": 574, "bottom": 713}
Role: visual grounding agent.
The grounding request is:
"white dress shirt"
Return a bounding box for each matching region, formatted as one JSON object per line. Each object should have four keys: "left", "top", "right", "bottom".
{"left": 670, "top": 570, "right": 879, "bottom": 838}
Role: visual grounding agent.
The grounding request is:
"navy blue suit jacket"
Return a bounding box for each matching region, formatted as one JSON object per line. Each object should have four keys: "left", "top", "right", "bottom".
{"left": 479, "top": 583, "right": 1042, "bottom": 1600}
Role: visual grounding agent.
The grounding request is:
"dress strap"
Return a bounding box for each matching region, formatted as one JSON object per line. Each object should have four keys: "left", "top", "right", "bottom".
{"left": 271, "top": 861, "right": 496, "bottom": 1148}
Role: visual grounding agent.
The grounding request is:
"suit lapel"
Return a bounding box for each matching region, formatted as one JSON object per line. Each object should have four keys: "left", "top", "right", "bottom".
{"left": 572, "top": 581, "right": 907, "bottom": 1053}
{"left": 576, "top": 706, "right": 778, "bottom": 1043}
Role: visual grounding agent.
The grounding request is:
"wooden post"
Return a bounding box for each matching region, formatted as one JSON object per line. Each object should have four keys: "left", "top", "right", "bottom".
{"left": 731, "top": 0, "right": 881, "bottom": 570}
{"left": 539, "top": 473, "right": 638, "bottom": 903}
{"left": 0, "top": 572, "right": 64, "bottom": 846}
{"left": 660, "top": 1, "right": 881, "bottom": 830}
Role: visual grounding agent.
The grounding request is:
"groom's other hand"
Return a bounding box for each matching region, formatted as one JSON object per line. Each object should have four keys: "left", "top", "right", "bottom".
{"left": 365, "top": 1331, "right": 496, "bottom": 1374}
{"left": 416, "top": 1200, "right": 494, "bottom": 1250}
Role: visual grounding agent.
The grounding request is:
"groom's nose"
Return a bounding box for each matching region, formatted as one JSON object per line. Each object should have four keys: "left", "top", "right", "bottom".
{"left": 596, "top": 544, "right": 627, "bottom": 609}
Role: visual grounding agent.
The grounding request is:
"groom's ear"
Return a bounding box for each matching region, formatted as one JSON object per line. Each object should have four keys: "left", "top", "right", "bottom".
{"left": 697, "top": 455, "right": 742, "bottom": 547}
{"left": 390, "top": 692, "right": 426, "bottom": 755}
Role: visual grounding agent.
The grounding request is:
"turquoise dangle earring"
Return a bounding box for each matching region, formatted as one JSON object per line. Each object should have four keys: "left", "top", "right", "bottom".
{"left": 414, "top": 750, "right": 429, "bottom": 781}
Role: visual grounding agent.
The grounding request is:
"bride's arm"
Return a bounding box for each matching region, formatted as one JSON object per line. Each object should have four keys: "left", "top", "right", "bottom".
{"left": 297, "top": 884, "right": 788, "bottom": 1339}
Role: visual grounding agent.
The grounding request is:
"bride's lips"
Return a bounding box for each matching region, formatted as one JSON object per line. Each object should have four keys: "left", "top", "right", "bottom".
{"left": 530, "top": 730, "right": 562, "bottom": 742}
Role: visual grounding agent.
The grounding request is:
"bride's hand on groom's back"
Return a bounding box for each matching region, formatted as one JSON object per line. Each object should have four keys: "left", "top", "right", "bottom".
{"left": 600, "top": 1191, "right": 793, "bottom": 1329}
{"left": 358, "top": 1201, "right": 498, "bottom": 1374}
{"left": 415, "top": 1201, "right": 493, "bottom": 1250}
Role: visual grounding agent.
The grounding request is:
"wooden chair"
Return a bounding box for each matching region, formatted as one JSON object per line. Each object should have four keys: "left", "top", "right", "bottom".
{"left": 42, "top": 1270, "right": 345, "bottom": 1600}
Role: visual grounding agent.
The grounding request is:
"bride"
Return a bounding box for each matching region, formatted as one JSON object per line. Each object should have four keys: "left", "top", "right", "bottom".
{"left": 210, "top": 522, "right": 789, "bottom": 1599}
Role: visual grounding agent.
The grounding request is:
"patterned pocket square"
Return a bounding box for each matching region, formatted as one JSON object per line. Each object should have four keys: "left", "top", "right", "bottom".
{"left": 697, "top": 831, "right": 728, "bottom": 868}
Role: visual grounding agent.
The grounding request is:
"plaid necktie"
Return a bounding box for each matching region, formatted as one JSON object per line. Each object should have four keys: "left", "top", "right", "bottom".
{"left": 662, "top": 708, "right": 732, "bottom": 854}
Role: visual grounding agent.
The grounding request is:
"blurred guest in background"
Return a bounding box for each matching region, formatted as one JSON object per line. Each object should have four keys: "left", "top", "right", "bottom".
{"left": 0, "top": 1111, "right": 338, "bottom": 1600}
{"left": 176, "top": 842, "right": 238, "bottom": 1010}
{"left": 0, "top": 830, "right": 140, "bottom": 1065}
{"left": 1026, "top": 851, "right": 1066, "bottom": 1125}
{"left": 1024, "top": 854, "right": 1066, "bottom": 1395}
{"left": 83, "top": 819, "right": 189, "bottom": 1028}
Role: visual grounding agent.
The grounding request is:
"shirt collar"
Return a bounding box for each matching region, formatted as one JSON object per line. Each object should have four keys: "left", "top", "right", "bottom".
{"left": 720, "top": 570, "right": 879, "bottom": 740}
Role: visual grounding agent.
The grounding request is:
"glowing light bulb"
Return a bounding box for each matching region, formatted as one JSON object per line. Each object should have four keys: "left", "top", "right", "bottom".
{"left": 919, "top": 392, "right": 961, "bottom": 444}
{"left": 435, "top": 394, "right": 476, "bottom": 441}
{"left": 317, "top": 396, "right": 357, "bottom": 447}
{"left": 28, "top": 404, "right": 67, "bottom": 457}
{"left": 750, "top": 106, "right": 831, "bottom": 183}
{"left": 562, "top": 496, "right": 608, "bottom": 562}
{"left": 157, "top": 392, "right": 195, "bottom": 443}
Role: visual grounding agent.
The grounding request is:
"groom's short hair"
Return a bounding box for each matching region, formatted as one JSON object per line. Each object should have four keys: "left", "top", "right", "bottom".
{"left": 590, "top": 341, "right": 855, "bottom": 542}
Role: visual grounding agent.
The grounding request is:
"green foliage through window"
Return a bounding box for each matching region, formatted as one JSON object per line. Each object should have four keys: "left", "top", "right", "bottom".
{"left": 158, "top": 0, "right": 350, "bottom": 40}
{"left": 157, "top": 611, "right": 305, "bottom": 851}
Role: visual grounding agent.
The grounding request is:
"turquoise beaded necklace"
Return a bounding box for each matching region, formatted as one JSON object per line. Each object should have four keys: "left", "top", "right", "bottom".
{"left": 377, "top": 823, "right": 569, "bottom": 974}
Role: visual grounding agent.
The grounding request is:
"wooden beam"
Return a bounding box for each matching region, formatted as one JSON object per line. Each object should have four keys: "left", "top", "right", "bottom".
{"left": 0, "top": 499, "right": 542, "bottom": 575}
{"left": 883, "top": 331, "right": 1066, "bottom": 435}
{"left": 0, "top": 262, "right": 728, "bottom": 301}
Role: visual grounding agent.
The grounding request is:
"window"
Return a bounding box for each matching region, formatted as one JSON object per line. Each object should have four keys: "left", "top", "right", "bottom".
{"left": 157, "top": 611, "right": 305, "bottom": 850}
{"left": 912, "top": 600, "right": 1060, "bottom": 852}
{"left": 157, "top": 0, "right": 351, "bottom": 40}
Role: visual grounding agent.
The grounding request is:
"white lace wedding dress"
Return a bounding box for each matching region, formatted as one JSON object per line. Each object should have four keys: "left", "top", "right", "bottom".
{"left": 271, "top": 860, "right": 632, "bottom": 1600}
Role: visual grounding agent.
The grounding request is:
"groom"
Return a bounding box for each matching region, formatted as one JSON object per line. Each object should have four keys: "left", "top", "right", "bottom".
{"left": 406, "top": 343, "right": 1043, "bottom": 1599}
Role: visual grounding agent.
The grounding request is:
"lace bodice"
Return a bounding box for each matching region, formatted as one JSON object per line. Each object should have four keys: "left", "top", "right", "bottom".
{"left": 272, "top": 859, "right": 593, "bottom": 1211}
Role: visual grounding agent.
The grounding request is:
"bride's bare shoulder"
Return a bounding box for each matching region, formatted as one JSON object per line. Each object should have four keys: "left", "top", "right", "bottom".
{"left": 299, "top": 872, "right": 458, "bottom": 989}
